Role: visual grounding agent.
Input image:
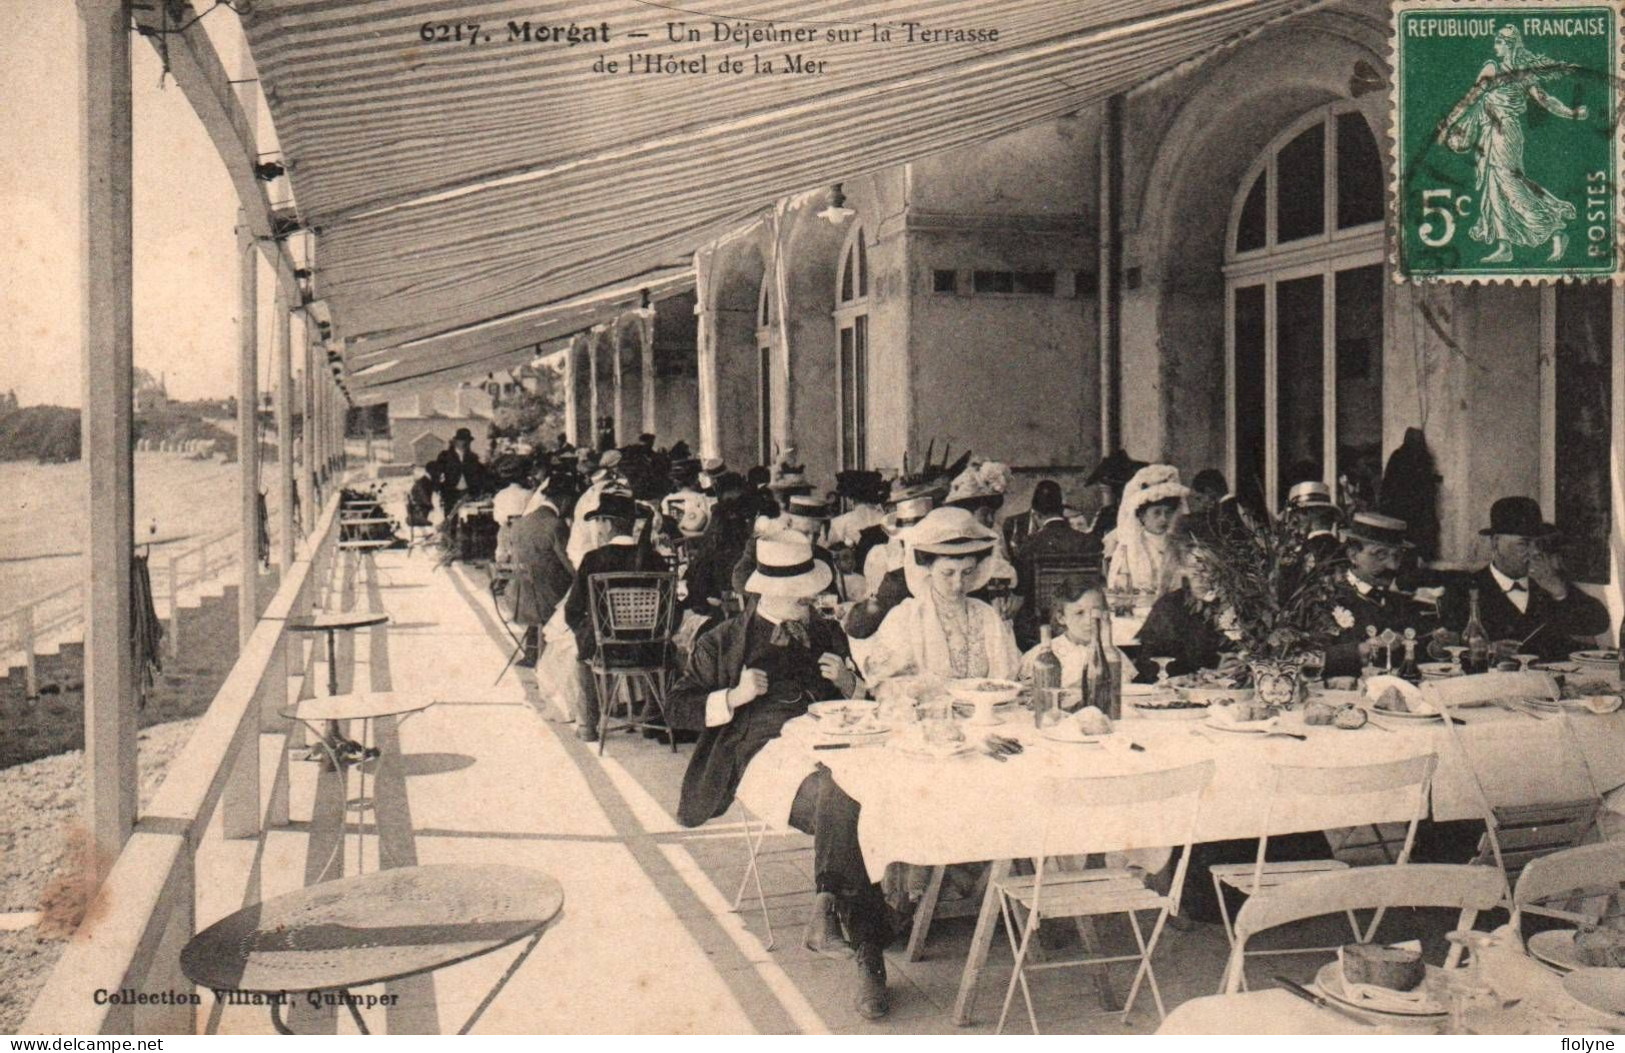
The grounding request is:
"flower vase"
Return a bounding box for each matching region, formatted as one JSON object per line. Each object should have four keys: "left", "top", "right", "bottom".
{"left": 1249, "top": 657, "right": 1307, "bottom": 709}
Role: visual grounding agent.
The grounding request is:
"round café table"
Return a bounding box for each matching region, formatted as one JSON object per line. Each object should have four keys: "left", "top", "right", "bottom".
{"left": 287, "top": 610, "right": 390, "bottom": 697}
{"left": 281, "top": 692, "right": 435, "bottom": 879}
{"left": 181, "top": 864, "right": 563, "bottom": 1035}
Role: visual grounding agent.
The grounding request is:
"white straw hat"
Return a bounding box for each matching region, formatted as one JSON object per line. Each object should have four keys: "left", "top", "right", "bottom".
{"left": 745, "top": 531, "right": 833, "bottom": 598}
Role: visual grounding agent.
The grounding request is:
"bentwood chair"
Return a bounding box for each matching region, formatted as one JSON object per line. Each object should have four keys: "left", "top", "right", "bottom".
{"left": 993, "top": 760, "right": 1215, "bottom": 1033}
{"left": 1211, "top": 753, "right": 1437, "bottom": 991}
{"left": 1511, "top": 841, "right": 1625, "bottom": 933}
{"left": 1220, "top": 864, "right": 1506, "bottom": 995}
{"left": 586, "top": 571, "right": 679, "bottom": 756}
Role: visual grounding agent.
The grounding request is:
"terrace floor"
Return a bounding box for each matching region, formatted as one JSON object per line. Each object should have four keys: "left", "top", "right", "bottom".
{"left": 186, "top": 536, "right": 1450, "bottom": 1036}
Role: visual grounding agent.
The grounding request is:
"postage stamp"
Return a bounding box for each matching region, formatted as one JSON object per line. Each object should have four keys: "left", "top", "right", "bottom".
{"left": 1392, "top": 0, "right": 1623, "bottom": 281}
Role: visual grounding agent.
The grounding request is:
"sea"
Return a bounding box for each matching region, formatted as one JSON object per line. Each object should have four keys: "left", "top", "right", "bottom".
{"left": 0, "top": 452, "right": 285, "bottom": 615}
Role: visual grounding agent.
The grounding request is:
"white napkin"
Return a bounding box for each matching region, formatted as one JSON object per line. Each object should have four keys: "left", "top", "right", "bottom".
{"left": 1337, "top": 941, "right": 1438, "bottom": 1010}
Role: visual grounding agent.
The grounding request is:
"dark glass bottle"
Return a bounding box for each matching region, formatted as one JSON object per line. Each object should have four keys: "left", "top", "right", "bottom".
{"left": 1463, "top": 589, "right": 1491, "bottom": 675}
{"left": 1090, "top": 612, "right": 1122, "bottom": 721}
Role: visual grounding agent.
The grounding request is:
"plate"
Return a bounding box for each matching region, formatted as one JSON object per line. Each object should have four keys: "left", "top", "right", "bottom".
{"left": 1039, "top": 722, "right": 1110, "bottom": 744}
{"left": 1563, "top": 968, "right": 1625, "bottom": 1016}
{"left": 1572, "top": 650, "right": 1621, "bottom": 665}
{"left": 1131, "top": 700, "right": 1211, "bottom": 720}
{"left": 805, "top": 701, "right": 888, "bottom": 736}
{"left": 888, "top": 740, "right": 977, "bottom": 760}
{"left": 946, "top": 678, "right": 1024, "bottom": 705}
{"left": 1529, "top": 929, "right": 1584, "bottom": 972}
{"left": 1313, "top": 960, "right": 1446, "bottom": 1018}
{"left": 1537, "top": 661, "right": 1582, "bottom": 674}
{"left": 1202, "top": 715, "right": 1279, "bottom": 734}
{"left": 1418, "top": 662, "right": 1460, "bottom": 679}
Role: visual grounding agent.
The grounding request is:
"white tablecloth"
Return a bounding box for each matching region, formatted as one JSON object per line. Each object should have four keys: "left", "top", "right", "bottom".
{"left": 735, "top": 698, "right": 1625, "bottom": 883}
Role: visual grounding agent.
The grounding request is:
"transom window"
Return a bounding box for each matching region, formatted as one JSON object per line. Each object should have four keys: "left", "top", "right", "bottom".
{"left": 835, "top": 228, "right": 869, "bottom": 471}
{"left": 1226, "top": 103, "right": 1385, "bottom": 512}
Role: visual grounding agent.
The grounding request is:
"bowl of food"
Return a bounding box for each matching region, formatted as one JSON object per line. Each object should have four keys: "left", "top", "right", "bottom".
{"left": 946, "top": 678, "right": 1024, "bottom": 706}
{"left": 1040, "top": 705, "right": 1115, "bottom": 743}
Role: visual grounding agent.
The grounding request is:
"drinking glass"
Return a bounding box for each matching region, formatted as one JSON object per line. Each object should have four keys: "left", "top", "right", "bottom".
{"left": 1298, "top": 650, "right": 1326, "bottom": 682}
{"left": 1150, "top": 656, "right": 1175, "bottom": 685}
{"left": 1443, "top": 645, "right": 1468, "bottom": 673}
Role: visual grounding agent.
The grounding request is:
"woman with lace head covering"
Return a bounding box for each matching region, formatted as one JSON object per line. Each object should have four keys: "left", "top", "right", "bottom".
{"left": 1105, "top": 464, "right": 1190, "bottom": 598}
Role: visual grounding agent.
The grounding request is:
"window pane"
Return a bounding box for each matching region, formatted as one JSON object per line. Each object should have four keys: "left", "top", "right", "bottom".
{"left": 839, "top": 326, "right": 856, "bottom": 469}
{"left": 840, "top": 247, "right": 854, "bottom": 302}
{"left": 973, "top": 270, "right": 1014, "bottom": 294}
{"left": 1234, "top": 285, "right": 1267, "bottom": 511}
{"left": 1336, "top": 112, "right": 1383, "bottom": 229}
{"left": 759, "top": 345, "right": 773, "bottom": 462}
{"left": 1276, "top": 122, "right": 1326, "bottom": 243}
{"left": 1236, "top": 170, "right": 1267, "bottom": 254}
{"left": 1334, "top": 265, "right": 1384, "bottom": 510}
{"left": 932, "top": 269, "right": 957, "bottom": 293}
{"left": 1277, "top": 274, "right": 1324, "bottom": 500}
{"left": 857, "top": 238, "right": 869, "bottom": 298}
{"left": 1012, "top": 271, "right": 1056, "bottom": 295}
{"left": 853, "top": 316, "right": 868, "bottom": 469}
{"left": 1554, "top": 284, "right": 1613, "bottom": 583}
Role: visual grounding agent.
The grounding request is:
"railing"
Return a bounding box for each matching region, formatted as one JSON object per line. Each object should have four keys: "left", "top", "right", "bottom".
{"left": 21, "top": 495, "right": 343, "bottom": 1035}
{"left": 0, "top": 532, "right": 243, "bottom": 696}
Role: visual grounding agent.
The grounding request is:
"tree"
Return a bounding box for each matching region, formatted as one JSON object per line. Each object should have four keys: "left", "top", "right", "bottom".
{"left": 490, "top": 362, "right": 566, "bottom": 443}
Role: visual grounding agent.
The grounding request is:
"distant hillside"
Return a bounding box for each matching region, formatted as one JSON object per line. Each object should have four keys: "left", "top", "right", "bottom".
{"left": 0, "top": 406, "right": 79, "bottom": 463}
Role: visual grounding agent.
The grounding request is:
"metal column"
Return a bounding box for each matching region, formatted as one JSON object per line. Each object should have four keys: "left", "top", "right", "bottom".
{"left": 274, "top": 288, "right": 294, "bottom": 569}
{"left": 236, "top": 211, "right": 259, "bottom": 645}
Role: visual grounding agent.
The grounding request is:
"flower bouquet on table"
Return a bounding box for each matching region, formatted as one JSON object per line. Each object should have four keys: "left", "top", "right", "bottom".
{"left": 1184, "top": 505, "right": 1348, "bottom": 707}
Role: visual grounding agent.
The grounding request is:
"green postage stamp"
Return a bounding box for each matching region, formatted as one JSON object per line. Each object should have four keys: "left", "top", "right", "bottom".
{"left": 1393, "top": 0, "right": 1623, "bottom": 280}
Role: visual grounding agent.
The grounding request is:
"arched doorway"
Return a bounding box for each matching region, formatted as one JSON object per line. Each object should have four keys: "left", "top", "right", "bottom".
{"left": 1224, "top": 102, "right": 1384, "bottom": 510}
{"left": 834, "top": 225, "right": 869, "bottom": 470}
{"left": 709, "top": 239, "right": 767, "bottom": 470}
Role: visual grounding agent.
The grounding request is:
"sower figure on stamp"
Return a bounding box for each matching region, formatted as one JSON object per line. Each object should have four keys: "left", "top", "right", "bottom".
{"left": 1440, "top": 25, "right": 1588, "bottom": 263}
{"left": 667, "top": 532, "right": 895, "bottom": 1020}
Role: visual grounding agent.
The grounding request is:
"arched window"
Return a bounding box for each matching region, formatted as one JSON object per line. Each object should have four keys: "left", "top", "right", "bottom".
{"left": 1226, "top": 103, "right": 1385, "bottom": 511}
{"left": 755, "top": 279, "right": 775, "bottom": 464}
{"left": 834, "top": 227, "right": 869, "bottom": 470}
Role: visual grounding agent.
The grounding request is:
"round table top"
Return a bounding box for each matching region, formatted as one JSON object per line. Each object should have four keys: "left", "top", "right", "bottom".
{"left": 181, "top": 864, "right": 563, "bottom": 994}
{"left": 284, "top": 691, "right": 435, "bottom": 722}
{"left": 287, "top": 611, "right": 390, "bottom": 632}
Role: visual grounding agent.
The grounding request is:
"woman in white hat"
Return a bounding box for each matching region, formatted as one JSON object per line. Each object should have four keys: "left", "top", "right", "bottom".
{"left": 1105, "top": 464, "right": 1190, "bottom": 598}
{"left": 863, "top": 507, "right": 1022, "bottom": 682}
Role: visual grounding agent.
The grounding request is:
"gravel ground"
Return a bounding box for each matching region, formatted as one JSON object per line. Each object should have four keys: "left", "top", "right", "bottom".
{"left": 0, "top": 720, "right": 200, "bottom": 1032}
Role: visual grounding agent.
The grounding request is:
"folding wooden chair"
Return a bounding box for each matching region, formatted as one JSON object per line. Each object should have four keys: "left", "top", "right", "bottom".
{"left": 1512, "top": 841, "right": 1625, "bottom": 933}
{"left": 1211, "top": 753, "right": 1437, "bottom": 990}
{"left": 993, "top": 759, "right": 1215, "bottom": 1033}
{"left": 1221, "top": 864, "right": 1507, "bottom": 994}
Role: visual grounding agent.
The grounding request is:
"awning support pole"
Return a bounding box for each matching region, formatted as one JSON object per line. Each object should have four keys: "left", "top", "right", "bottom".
{"left": 693, "top": 248, "right": 721, "bottom": 461}
{"left": 274, "top": 287, "right": 294, "bottom": 569}
{"left": 78, "top": 0, "right": 137, "bottom": 883}
{"left": 302, "top": 316, "right": 316, "bottom": 539}
{"left": 237, "top": 210, "right": 259, "bottom": 645}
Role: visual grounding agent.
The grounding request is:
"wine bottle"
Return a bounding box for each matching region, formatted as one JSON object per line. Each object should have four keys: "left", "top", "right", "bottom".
{"left": 1463, "top": 588, "right": 1491, "bottom": 675}
{"left": 1091, "top": 612, "right": 1122, "bottom": 721}
{"left": 1032, "top": 625, "right": 1062, "bottom": 728}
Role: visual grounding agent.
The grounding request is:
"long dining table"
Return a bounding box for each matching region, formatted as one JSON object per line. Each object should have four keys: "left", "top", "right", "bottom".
{"left": 736, "top": 686, "right": 1625, "bottom": 1025}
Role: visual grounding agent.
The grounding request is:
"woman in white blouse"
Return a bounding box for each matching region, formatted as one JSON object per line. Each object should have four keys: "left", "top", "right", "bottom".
{"left": 1105, "top": 464, "right": 1190, "bottom": 599}
{"left": 863, "top": 508, "right": 1022, "bottom": 683}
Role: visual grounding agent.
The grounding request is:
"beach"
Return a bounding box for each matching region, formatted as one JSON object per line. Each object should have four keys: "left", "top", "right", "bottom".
{"left": 0, "top": 452, "right": 286, "bottom": 614}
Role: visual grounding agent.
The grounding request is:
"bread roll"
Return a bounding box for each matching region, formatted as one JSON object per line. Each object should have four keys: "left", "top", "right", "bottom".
{"left": 1341, "top": 943, "right": 1424, "bottom": 991}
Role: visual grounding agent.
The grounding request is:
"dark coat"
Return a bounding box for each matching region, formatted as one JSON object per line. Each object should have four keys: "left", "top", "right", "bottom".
{"left": 427, "top": 448, "right": 489, "bottom": 508}
{"left": 1134, "top": 586, "right": 1230, "bottom": 682}
{"left": 683, "top": 500, "right": 754, "bottom": 613}
{"left": 844, "top": 567, "right": 910, "bottom": 640}
{"left": 509, "top": 503, "right": 573, "bottom": 627}
{"left": 563, "top": 538, "right": 663, "bottom": 661}
{"left": 1015, "top": 518, "right": 1103, "bottom": 646}
{"left": 668, "top": 613, "right": 850, "bottom": 827}
{"left": 1439, "top": 565, "right": 1611, "bottom": 661}
{"left": 1322, "top": 575, "right": 1431, "bottom": 679}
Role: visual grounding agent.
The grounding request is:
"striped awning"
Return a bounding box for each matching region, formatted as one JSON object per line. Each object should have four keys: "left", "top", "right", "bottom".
{"left": 244, "top": 0, "right": 1319, "bottom": 391}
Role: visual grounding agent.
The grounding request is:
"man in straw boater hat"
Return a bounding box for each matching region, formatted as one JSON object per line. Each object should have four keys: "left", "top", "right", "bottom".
{"left": 1321, "top": 512, "right": 1432, "bottom": 679}
{"left": 659, "top": 456, "right": 712, "bottom": 539}
{"left": 666, "top": 533, "right": 897, "bottom": 1019}
{"left": 845, "top": 491, "right": 934, "bottom": 640}
{"left": 1438, "top": 496, "right": 1609, "bottom": 662}
{"left": 731, "top": 493, "right": 844, "bottom": 600}
{"left": 1285, "top": 479, "right": 1345, "bottom": 566}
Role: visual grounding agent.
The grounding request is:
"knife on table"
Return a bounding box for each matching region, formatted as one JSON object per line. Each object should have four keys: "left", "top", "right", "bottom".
{"left": 1272, "top": 976, "right": 1375, "bottom": 1028}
